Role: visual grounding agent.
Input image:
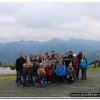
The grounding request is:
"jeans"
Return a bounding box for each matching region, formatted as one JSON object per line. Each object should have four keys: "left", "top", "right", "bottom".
{"left": 75, "top": 69, "right": 78, "bottom": 76}
{"left": 40, "top": 78, "right": 45, "bottom": 87}
{"left": 81, "top": 68, "right": 87, "bottom": 79}
{"left": 46, "top": 76, "right": 51, "bottom": 83}
{"left": 51, "top": 73, "right": 56, "bottom": 84}
{"left": 58, "top": 76, "right": 64, "bottom": 84}
{"left": 16, "top": 71, "right": 22, "bottom": 84}
{"left": 22, "top": 75, "right": 27, "bottom": 86}
{"left": 67, "top": 76, "right": 74, "bottom": 83}
{"left": 27, "top": 75, "right": 34, "bottom": 86}
{"left": 76, "top": 66, "right": 80, "bottom": 79}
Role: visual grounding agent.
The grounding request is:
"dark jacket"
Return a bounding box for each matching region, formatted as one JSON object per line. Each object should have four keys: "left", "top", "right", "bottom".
{"left": 27, "top": 67, "right": 34, "bottom": 76}
{"left": 38, "top": 57, "right": 42, "bottom": 63}
{"left": 63, "top": 56, "right": 70, "bottom": 68}
{"left": 68, "top": 55, "right": 73, "bottom": 63}
{"left": 22, "top": 67, "right": 28, "bottom": 76}
{"left": 33, "top": 63, "right": 39, "bottom": 75}
{"left": 15, "top": 57, "right": 26, "bottom": 71}
{"left": 77, "top": 53, "right": 82, "bottom": 63}
{"left": 51, "top": 64, "right": 56, "bottom": 74}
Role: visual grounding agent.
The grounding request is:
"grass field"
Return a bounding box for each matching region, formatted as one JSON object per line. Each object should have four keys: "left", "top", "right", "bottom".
{"left": 88, "top": 64, "right": 100, "bottom": 71}
{"left": 0, "top": 74, "right": 16, "bottom": 80}
{"left": 0, "top": 64, "right": 100, "bottom": 80}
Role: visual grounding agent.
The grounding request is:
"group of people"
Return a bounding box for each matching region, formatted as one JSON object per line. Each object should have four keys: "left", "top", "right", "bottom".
{"left": 15, "top": 50, "right": 88, "bottom": 87}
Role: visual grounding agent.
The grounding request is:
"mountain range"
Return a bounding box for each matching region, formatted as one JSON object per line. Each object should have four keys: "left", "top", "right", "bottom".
{"left": 0, "top": 38, "right": 100, "bottom": 64}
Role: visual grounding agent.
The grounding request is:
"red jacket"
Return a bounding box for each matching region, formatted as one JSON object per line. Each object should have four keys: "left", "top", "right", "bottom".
{"left": 72, "top": 58, "right": 79, "bottom": 70}
{"left": 45, "top": 65, "right": 51, "bottom": 76}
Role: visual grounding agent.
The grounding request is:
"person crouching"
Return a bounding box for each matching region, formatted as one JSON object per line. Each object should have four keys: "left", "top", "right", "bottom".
{"left": 66, "top": 62, "right": 76, "bottom": 83}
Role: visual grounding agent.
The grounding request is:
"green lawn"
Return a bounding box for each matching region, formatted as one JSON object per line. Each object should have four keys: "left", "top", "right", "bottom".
{"left": 0, "top": 74, "right": 16, "bottom": 80}
{"left": 87, "top": 64, "right": 100, "bottom": 71}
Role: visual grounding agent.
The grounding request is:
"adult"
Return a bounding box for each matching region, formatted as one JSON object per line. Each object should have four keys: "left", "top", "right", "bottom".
{"left": 15, "top": 53, "right": 26, "bottom": 85}
{"left": 66, "top": 62, "right": 76, "bottom": 83}
{"left": 63, "top": 52, "right": 70, "bottom": 69}
{"left": 27, "top": 54, "right": 33, "bottom": 68}
{"left": 72, "top": 54, "right": 79, "bottom": 77}
{"left": 68, "top": 51, "right": 73, "bottom": 63}
{"left": 80, "top": 54, "right": 88, "bottom": 80}
{"left": 77, "top": 50, "right": 83, "bottom": 79}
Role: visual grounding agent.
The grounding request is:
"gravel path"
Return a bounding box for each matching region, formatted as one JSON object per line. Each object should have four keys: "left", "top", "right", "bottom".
{"left": 0, "top": 71, "right": 100, "bottom": 97}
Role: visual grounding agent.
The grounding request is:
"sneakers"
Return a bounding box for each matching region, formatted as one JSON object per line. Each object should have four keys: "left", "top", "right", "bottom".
{"left": 16, "top": 82, "right": 20, "bottom": 85}
{"left": 48, "top": 81, "right": 51, "bottom": 84}
{"left": 45, "top": 82, "right": 47, "bottom": 84}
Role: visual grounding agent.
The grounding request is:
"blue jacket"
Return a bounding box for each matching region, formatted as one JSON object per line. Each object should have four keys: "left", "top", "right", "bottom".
{"left": 56, "top": 64, "right": 66, "bottom": 76}
{"left": 80, "top": 58, "right": 88, "bottom": 69}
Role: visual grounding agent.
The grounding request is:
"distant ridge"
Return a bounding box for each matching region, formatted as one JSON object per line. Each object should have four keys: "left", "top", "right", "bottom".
{"left": 0, "top": 38, "right": 100, "bottom": 64}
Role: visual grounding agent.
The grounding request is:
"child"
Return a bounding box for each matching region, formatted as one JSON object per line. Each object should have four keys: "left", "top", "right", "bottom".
{"left": 21, "top": 63, "right": 27, "bottom": 87}
{"left": 45, "top": 61, "right": 51, "bottom": 84}
{"left": 66, "top": 62, "right": 76, "bottom": 83}
{"left": 80, "top": 54, "right": 88, "bottom": 80}
{"left": 56, "top": 60, "right": 66, "bottom": 85}
{"left": 27, "top": 63, "right": 34, "bottom": 87}
{"left": 51, "top": 61, "right": 57, "bottom": 84}
{"left": 37, "top": 63, "right": 46, "bottom": 87}
{"left": 33, "top": 61, "right": 39, "bottom": 85}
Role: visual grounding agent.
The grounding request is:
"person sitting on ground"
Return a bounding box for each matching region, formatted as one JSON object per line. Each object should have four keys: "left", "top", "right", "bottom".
{"left": 66, "top": 62, "right": 76, "bottom": 83}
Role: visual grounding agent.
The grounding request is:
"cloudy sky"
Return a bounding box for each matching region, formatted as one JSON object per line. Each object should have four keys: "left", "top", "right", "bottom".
{"left": 0, "top": 2, "right": 100, "bottom": 42}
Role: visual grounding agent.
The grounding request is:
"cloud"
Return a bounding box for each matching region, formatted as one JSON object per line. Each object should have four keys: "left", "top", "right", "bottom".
{"left": 0, "top": 3, "right": 100, "bottom": 42}
{"left": 0, "top": 15, "right": 15, "bottom": 25}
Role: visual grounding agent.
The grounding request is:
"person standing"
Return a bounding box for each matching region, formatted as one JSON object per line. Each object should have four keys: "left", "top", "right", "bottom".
{"left": 45, "top": 61, "right": 51, "bottom": 84}
{"left": 51, "top": 61, "right": 57, "bottom": 84}
{"left": 15, "top": 53, "right": 26, "bottom": 85}
{"left": 72, "top": 54, "right": 79, "bottom": 78}
{"left": 68, "top": 51, "right": 73, "bottom": 63}
{"left": 80, "top": 54, "right": 88, "bottom": 80}
{"left": 22, "top": 63, "right": 28, "bottom": 87}
{"left": 77, "top": 50, "right": 83, "bottom": 79}
{"left": 56, "top": 61, "right": 66, "bottom": 85}
{"left": 63, "top": 52, "right": 70, "bottom": 69}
